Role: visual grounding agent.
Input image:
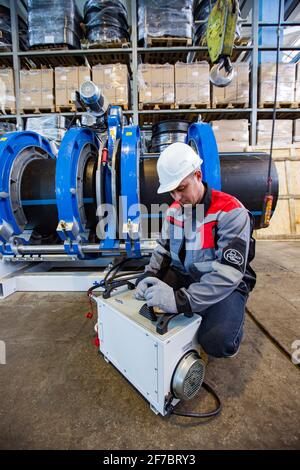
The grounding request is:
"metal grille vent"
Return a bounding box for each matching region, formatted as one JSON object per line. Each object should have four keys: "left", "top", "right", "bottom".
{"left": 183, "top": 360, "right": 205, "bottom": 399}
{"left": 172, "top": 351, "right": 206, "bottom": 401}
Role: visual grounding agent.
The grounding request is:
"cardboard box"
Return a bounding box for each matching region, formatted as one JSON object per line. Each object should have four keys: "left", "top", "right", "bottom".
{"left": 257, "top": 120, "right": 293, "bottom": 146}
{"left": 20, "top": 88, "right": 42, "bottom": 109}
{"left": 294, "top": 119, "right": 300, "bottom": 143}
{"left": 41, "top": 88, "right": 54, "bottom": 108}
{"left": 296, "top": 63, "right": 300, "bottom": 103}
{"left": 20, "top": 68, "right": 54, "bottom": 109}
{"left": 138, "top": 64, "right": 174, "bottom": 105}
{"left": 55, "top": 66, "right": 78, "bottom": 106}
{"left": 212, "top": 62, "right": 249, "bottom": 106}
{"left": 259, "top": 63, "right": 296, "bottom": 105}
{"left": 41, "top": 69, "right": 54, "bottom": 107}
{"left": 0, "top": 68, "right": 15, "bottom": 110}
{"left": 92, "top": 63, "right": 129, "bottom": 107}
{"left": 41, "top": 68, "right": 53, "bottom": 88}
{"left": 175, "top": 62, "right": 209, "bottom": 105}
{"left": 138, "top": 64, "right": 153, "bottom": 103}
{"left": 20, "top": 70, "right": 41, "bottom": 109}
{"left": 78, "top": 66, "right": 91, "bottom": 85}
{"left": 211, "top": 119, "right": 249, "bottom": 151}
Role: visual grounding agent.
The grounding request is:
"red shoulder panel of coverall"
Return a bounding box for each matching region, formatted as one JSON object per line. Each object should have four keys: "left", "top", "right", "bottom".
{"left": 206, "top": 189, "right": 243, "bottom": 216}
{"left": 202, "top": 190, "right": 243, "bottom": 249}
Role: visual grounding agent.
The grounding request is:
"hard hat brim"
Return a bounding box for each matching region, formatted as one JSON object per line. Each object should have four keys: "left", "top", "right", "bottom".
{"left": 157, "top": 176, "right": 185, "bottom": 194}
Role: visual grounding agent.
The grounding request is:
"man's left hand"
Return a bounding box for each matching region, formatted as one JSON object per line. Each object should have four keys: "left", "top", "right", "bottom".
{"left": 144, "top": 278, "right": 178, "bottom": 313}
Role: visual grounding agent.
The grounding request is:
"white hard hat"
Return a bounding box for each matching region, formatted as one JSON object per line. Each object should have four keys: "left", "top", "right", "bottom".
{"left": 157, "top": 142, "right": 203, "bottom": 194}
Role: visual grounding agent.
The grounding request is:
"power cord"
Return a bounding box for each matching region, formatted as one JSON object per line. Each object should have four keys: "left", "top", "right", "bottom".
{"left": 167, "top": 382, "right": 222, "bottom": 420}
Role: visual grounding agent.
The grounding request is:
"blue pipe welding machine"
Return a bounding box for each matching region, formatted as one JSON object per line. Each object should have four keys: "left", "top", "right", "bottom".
{"left": 0, "top": 81, "right": 278, "bottom": 260}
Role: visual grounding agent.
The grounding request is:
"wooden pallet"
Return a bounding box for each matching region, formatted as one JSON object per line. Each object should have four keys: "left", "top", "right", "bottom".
{"left": 146, "top": 36, "right": 192, "bottom": 48}
{"left": 0, "top": 45, "right": 12, "bottom": 52}
{"left": 30, "top": 44, "right": 72, "bottom": 51}
{"left": 83, "top": 39, "right": 130, "bottom": 49}
{"left": 234, "top": 36, "right": 251, "bottom": 46}
{"left": 55, "top": 105, "right": 76, "bottom": 113}
{"left": 212, "top": 102, "right": 249, "bottom": 109}
{"left": 174, "top": 103, "right": 210, "bottom": 110}
{"left": 109, "top": 103, "right": 129, "bottom": 110}
{"left": 21, "top": 107, "right": 55, "bottom": 114}
{"left": 139, "top": 103, "right": 175, "bottom": 110}
{"left": 247, "top": 144, "right": 300, "bottom": 159}
{"left": 259, "top": 101, "right": 298, "bottom": 109}
{"left": 0, "top": 108, "right": 16, "bottom": 115}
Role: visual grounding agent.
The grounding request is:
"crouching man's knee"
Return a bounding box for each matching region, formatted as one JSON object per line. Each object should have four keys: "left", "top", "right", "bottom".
{"left": 198, "top": 326, "right": 243, "bottom": 358}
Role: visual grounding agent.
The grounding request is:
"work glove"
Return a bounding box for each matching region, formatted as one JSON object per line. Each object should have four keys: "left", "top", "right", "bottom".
{"left": 135, "top": 276, "right": 154, "bottom": 300}
{"left": 144, "top": 277, "right": 178, "bottom": 314}
{"left": 135, "top": 270, "right": 158, "bottom": 288}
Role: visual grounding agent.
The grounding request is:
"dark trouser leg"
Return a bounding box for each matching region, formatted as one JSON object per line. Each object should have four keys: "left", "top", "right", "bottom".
{"left": 197, "top": 290, "right": 248, "bottom": 358}
{"left": 160, "top": 267, "right": 248, "bottom": 359}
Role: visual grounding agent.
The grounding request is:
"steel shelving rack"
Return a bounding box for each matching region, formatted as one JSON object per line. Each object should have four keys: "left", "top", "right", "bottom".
{"left": 0, "top": 0, "right": 300, "bottom": 144}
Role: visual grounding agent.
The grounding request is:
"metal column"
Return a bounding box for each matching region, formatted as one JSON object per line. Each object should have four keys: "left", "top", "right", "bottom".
{"left": 9, "top": 0, "right": 22, "bottom": 129}
{"left": 258, "top": 0, "right": 284, "bottom": 63}
{"left": 131, "top": 0, "right": 139, "bottom": 125}
{"left": 250, "top": 0, "right": 259, "bottom": 145}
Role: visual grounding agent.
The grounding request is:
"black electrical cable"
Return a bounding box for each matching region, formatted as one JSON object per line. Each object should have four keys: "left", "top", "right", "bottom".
{"left": 87, "top": 256, "right": 150, "bottom": 301}
{"left": 103, "top": 257, "right": 134, "bottom": 286}
{"left": 66, "top": 110, "right": 78, "bottom": 130}
{"left": 170, "top": 381, "right": 222, "bottom": 419}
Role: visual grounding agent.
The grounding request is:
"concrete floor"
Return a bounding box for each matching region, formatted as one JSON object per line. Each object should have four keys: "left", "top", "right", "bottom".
{"left": 0, "top": 240, "right": 299, "bottom": 450}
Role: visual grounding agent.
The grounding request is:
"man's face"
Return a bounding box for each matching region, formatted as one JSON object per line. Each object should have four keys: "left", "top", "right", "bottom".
{"left": 170, "top": 170, "right": 203, "bottom": 206}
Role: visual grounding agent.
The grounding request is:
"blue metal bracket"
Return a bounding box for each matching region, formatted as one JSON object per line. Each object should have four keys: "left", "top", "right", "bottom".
{"left": 0, "top": 131, "right": 55, "bottom": 253}
{"left": 102, "top": 106, "right": 122, "bottom": 250}
{"left": 120, "top": 125, "right": 141, "bottom": 258}
{"left": 56, "top": 127, "right": 99, "bottom": 249}
{"left": 187, "top": 122, "right": 221, "bottom": 190}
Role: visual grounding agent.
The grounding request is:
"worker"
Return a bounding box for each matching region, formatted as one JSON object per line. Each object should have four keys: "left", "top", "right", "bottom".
{"left": 135, "top": 142, "right": 256, "bottom": 358}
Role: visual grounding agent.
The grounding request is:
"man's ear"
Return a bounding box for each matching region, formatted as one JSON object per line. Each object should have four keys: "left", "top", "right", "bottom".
{"left": 195, "top": 169, "right": 202, "bottom": 181}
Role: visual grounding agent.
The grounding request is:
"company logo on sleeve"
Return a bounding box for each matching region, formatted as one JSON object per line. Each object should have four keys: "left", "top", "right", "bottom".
{"left": 224, "top": 248, "right": 244, "bottom": 266}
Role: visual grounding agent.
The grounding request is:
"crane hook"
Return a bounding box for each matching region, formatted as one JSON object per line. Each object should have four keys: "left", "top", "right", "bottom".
{"left": 210, "top": 57, "right": 235, "bottom": 87}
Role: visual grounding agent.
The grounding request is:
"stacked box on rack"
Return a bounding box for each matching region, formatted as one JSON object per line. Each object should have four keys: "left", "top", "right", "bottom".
{"left": 212, "top": 63, "right": 249, "bottom": 107}
{"left": 138, "top": 0, "right": 193, "bottom": 44}
{"left": 257, "top": 120, "right": 293, "bottom": 146}
{"left": 293, "top": 119, "right": 300, "bottom": 144}
{"left": 20, "top": 69, "right": 41, "bottom": 109}
{"left": 20, "top": 69, "right": 54, "bottom": 110}
{"left": 26, "top": 115, "right": 68, "bottom": 145}
{"left": 28, "top": 0, "right": 82, "bottom": 49}
{"left": 55, "top": 66, "right": 91, "bottom": 107}
{"left": 138, "top": 64, "right": 174, "bottom": 105}
{"left": 258, "top": 63, "right": 296, "bottom": 106}
{"left": 211, "top": 119, "right": 249, "bottom": 151}
{"left": 92, "top": 64, "right": 129, "bottom": 107}
{"left": 295, "top": 63, "right": 300, "bottom": 104}
{"left": 0, "top": 68, "right": 15, "bottom": 112}
{"left": 0, "top": 122, "right": 16, "bottom": 135}
{"left": 175, "top": 61, "right": 209, "bottom": 106}
{"left": 41, "top": 69, "right": 54, "bottom": 108}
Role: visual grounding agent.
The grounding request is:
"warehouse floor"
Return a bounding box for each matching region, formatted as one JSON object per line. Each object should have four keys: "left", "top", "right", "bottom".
{"left": 0, "top": 240, "right": 299, "bottom": 450}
